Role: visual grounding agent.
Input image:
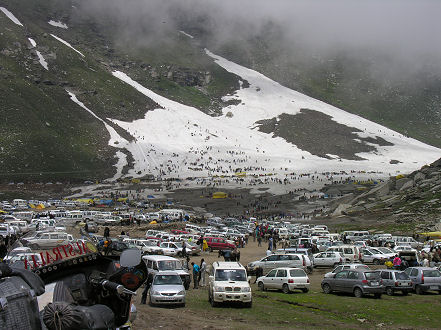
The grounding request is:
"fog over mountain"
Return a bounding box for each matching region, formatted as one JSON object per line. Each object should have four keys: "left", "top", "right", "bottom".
{"left": 80, "top": 0, "right": 441, "bottom": 71}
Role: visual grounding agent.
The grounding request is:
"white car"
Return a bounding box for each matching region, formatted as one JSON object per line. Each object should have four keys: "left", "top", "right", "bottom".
{"left": 257, "top": 267, "right": 310, "bottom": 293}
{"left": 158, "top": 242, "right": 190, "bottom": 256}
{"left": 394, "top": 245, "right": 415, "bottom": 253}
{"left": 313, "top": 252, "right": 345, "bottom": 267}
{"left": 360, "top": 248, "right": 389, "bottom": 265}
{"left": 324, "top": 263, "right": 370, "bottom": 278}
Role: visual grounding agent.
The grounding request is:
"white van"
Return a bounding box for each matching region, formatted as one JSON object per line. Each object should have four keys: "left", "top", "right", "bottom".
{"left": 142, "top": 255, "right": 190, "bottom": 289}
{"left": 12, "top": 211, "right": 34, "bottom": 221}
{"left": 343, "top": 231, "right": 370, "bottom": 242}
{"left": 326, "top": 245, "right": 361, "bottom": 263}
{"left": 159, "top": 209, "right": 184, "bottom": 221}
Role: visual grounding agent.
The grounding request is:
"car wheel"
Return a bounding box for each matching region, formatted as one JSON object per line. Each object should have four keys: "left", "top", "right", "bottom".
{"left": 209, "top": 247, "right": 213, "bottom": 252}
{"left": 181, "top": 303, "right": 186, "bottom": 308}
{"left": 258, "top": 281, "right": 265, "bottom": 291}
{"left": 374, "top": 293, "right": 382, "bottom": 299}
{"left": 210, "top": 296, "right": 218, "bottom": 307}
{"left": 373, "top": 259, "right": 380, "bottom": 265}
{"left": 244, "top": 301, "right": 252, "bottom": 308}
{"left": 30, "top": 243, "right": 39, "bottom": 250}
{"left": 306, "top": 267, "right": 313, "bottom": 274}
{"left": 333, "top": 263, "right": 339, "bottom": 268}
{"left": 302, "top": 288, "right": 309, "bottom": 293}
{"left": 415, "top": 285, "right": 423, "bottom": 295}
{"left": 322, "top": 283, "right": 332, "bottom": 294}
{"left": 282, "top": 284, "right": 290, "bottom": 294}
{"left": 402, "top": 291, "right": 409, "bottom": 296}
{"left": 386, "top": 287, "right": 394, "bottom": 296}
{"left": 353, "top": 287, "right": 363, "bottom": 298}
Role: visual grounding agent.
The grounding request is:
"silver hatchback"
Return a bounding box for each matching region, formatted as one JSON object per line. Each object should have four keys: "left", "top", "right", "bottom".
{"left": 379, "top": 270, "right": 412, "bottom": 296}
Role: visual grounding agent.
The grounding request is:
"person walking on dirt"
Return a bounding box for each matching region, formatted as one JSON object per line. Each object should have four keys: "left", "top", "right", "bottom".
{"left": 191, "top": 262, "right": 200, "bottom": 289}
{"left": 257, "top": 235, "right": 262, "bottom": 247}
{"left": 199, "top": 259, "right": 207, "bottom": 287}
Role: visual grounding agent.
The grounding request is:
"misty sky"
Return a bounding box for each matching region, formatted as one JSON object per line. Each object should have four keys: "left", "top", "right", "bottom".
{"left": 80, "top": 0, "right": 441, "bottom": 64}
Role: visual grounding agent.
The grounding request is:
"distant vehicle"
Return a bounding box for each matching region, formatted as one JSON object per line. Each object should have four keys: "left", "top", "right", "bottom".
{"left": 24, "top": 232, "right": 74, "bottom": 249}
{"left": 247, "top": 254, "right": 306, "bottom": 275}
{"left": 149, "top": 272, "right": 186, "bottom": 307}
{"left": 205, "top": 237, "right": 235, "bottom": 252}
{"left": 324, "top": 263, "right": 370, "bottom": 278}
{"left": 326, "top": 245, "right": 361, "bottom": 263}
{"left": 257, "top": 267, "right": 310, "bottom": 293}
{"left": 322, "top": 269, "right": 383, "bottom": 298}
{"left": 313, "top": 252, "right": 344, "bottom": 268}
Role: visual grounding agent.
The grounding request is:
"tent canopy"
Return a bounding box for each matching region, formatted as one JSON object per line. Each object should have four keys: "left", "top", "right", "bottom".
{"left": 212, "top": 192, "right": 228, "bottom": 199}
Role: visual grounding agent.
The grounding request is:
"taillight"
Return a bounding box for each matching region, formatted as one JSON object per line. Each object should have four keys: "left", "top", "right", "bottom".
{"left": 340, "top": 258, "right": 342, "bottom": 263}
{"left": 303, "top": 257, "right": 305, "bottom": 267}
{"left": 288, "top": 279, "right": 294, "bottom": 283}
{"left": 307, "top": 278, "right": 310, "bottom": 283}
{"left": 421, "top": 274, "right": 424, "bottom": 284}
{"left": 354, "top": 255, "right": 357, "bottom": 260}
{"left": 362, "top": 280, "right": 368, "bottom": 284}
{"left": 395, "top": 281, "right": 398, "bottom": 287}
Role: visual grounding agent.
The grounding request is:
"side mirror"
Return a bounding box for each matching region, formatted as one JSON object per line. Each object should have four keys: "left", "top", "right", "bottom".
{"left": 120, "top": 248, "right": 142, "bottom": 267}
{"left": 247, "top": 276, "right": 252, "bottom": 283}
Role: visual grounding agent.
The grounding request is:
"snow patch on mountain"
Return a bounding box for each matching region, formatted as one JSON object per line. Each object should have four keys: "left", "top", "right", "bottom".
{"left": 51, "top": 34, "right": 84, "bottom": 57}
{"left": 48, "top": 20, "right": 68, "bottom": 29}
{"left": 179, "top": 30, "right": 194, "bottom": 39}
{"left": 36, "top": 51, "right": 48, "bottom": 70}
{"left": 0, "top": 7, "right": 23, "bottom": 26}
{"left": 28, "top": 38, "right": 37, "bottom": 48}
{"left": 67, "top": 91, "right": 129, "bottom": 175}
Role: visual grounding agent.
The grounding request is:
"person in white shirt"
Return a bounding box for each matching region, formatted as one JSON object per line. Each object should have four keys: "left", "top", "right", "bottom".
{"left": 199, "top": 258, "right": 207, "bottom": 287}
{"left": 266, "top": 249, "right": 272, "bottom": 257}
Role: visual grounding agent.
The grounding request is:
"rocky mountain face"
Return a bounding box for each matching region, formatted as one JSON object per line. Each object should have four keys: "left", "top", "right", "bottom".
{"left": 329, "top": 158, "right": 441, "bottom": 232}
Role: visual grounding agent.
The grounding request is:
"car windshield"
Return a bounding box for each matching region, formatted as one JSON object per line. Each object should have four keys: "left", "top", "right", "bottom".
{"left": 355, "top": 265, "right": 370, "bottom": 270}
{"left": 290, "top": 269, "right": 306, "bottom": 277}
{"left": 158, "top": 260, "right": 184, "bottom": 271}
{"left": 423, "top": 270, "right": 441, "bottom": 277}
{"left": 395, "top": 272, "right": 410, "bottom": 280}
{"left": 377, "top": 247, "right": 393, "bottom": 254}
{"left": 174, "top": 242, "right": 184, "bottom": 248}
{"left": 364, "top": 272, "right": 380, "bottom": 280}
{"left": 215, "top": 269, "right": 247, "bottom": 281}
{"left": 153, "top": 275, "right": 182, "bottom": 285}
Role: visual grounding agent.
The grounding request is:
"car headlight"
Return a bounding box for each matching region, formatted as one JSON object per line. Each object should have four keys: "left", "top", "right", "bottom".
{"left": 152, "top": 291, "right": 160, "bottom": 296}
{"left": 241, "top": 287, "right": 251, "bottom": 292}
{"left": 214, "top": 286, "right": 225, "bottom": 292}
{"left": 178, "top": 290, "right": 185, "bottom": 295}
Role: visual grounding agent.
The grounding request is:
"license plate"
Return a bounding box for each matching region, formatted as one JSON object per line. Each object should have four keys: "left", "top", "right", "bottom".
{"left": 371, "top": 282, "right": 379, "bottom": 286}
{"left": 430, "top": 286, "right": 438, "bottom": 290}
{"left": 161, "top": 296, "right": 175, "bottom": 300}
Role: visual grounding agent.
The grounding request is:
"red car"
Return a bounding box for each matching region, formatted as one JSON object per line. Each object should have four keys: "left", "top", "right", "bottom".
{"left": 171, "top": 229, "right": 189, "bottom": 235}
{"left": 205, "top": 237, "right": 235, "bottom": 251}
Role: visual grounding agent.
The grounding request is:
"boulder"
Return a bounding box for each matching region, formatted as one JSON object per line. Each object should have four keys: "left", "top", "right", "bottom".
{"left": 396, "top": 178, "right": 412, "bottom": 191}
{"left": 413, "top": 172, "right": 426, "bottom": 182}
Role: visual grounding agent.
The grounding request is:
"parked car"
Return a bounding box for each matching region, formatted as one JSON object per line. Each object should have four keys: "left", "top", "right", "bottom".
{"left": 360, "top": 248, "right": 389, "bottom": 265}
{"left": 148, "top": 272, "right": 186, "bottom": 307}
{"left": 321, "top": 269, "right": 383, "bottom": 298}
{"left": 257, "top": 267, "right": 309, "bottom": 293}
{"left": 208, "top": 261, "right": 252, "bottom": 307}
{"left": 324, "top": 263, "right": 370, "bottom": 278}
{"left": 158, "top": 241, "right": 193, "bottom": 256}
{"left": 404, "top": 267, "right": 441, "bottom": 294}
{"left": 326, "top": 245, "right": 361, "bottom": 263}
{"left": 379, "top": 270, "right": 413, "bottom": 296}
{"left": 143, "top": 255, "right": 191, "bottom": 290}
{"left": 24, "top": 232, "right": 74, "bottom": 249}
{"left": 247, "top": 253, "right": 306, "bottom": 275}
{"left": 276, "top": 248, "right": 314, "bottom": 273}
{"left": 205, "top": 236, "right": 235, "bottom": 251}
{"left": 313, "top": 252, "right": 345, "bottom": 268}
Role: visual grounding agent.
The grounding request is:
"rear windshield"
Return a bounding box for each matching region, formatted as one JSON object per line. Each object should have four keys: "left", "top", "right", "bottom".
{"left": 364, "top": 272, "right": 380, "bottom": 280}
{"left": 395, "top": 272, "right": 410, "bottom": 280}
{"left": 290, "top": 269, "right": 306, "bottom": 277}
{"left": 355, "top": 265, "right": 370, "bottom": 270}
{"left": 158, "top": 260, "right": 183, "bottom": 271}
{"left": 344, "top": 248, "right": 354, "bottom": 254}
{"left": 423, "top": 270, "right": 441, "bottom": 277}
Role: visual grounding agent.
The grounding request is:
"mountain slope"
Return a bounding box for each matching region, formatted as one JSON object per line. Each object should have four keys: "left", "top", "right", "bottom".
{"left": 0, "top": 1, "right": 440, "bottom": 184}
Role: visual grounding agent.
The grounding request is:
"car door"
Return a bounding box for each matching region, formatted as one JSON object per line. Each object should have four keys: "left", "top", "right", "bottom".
{"left": 278, "top": 254, "right": 292, "bottom": 268}
{"left": 263, "top": 269, "right": 278, "bottom": 289}
{"left": 275, "top": 269, "right": 288, "bottom": 289}
{"left": 333, "top": 270, "right": 349, "bottom": 292}
{"left": 315, "top": 253, "right": 325, "bottom": 266}
{"left": 362, "top": 250, "right": 373, "bottom": 263}
{"left": 380, "top": 271, "right": 392, "bottom": 288}
{"left": 345, "top": 271, "right": 361, "bottom": 293}
{"left": 261, "top": 255, "right": 279, "bottom": 273}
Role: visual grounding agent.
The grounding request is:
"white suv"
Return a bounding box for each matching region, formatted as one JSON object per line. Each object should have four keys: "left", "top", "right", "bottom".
{"left": 208, "top": 261, "right": 252, "bottom": 307}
